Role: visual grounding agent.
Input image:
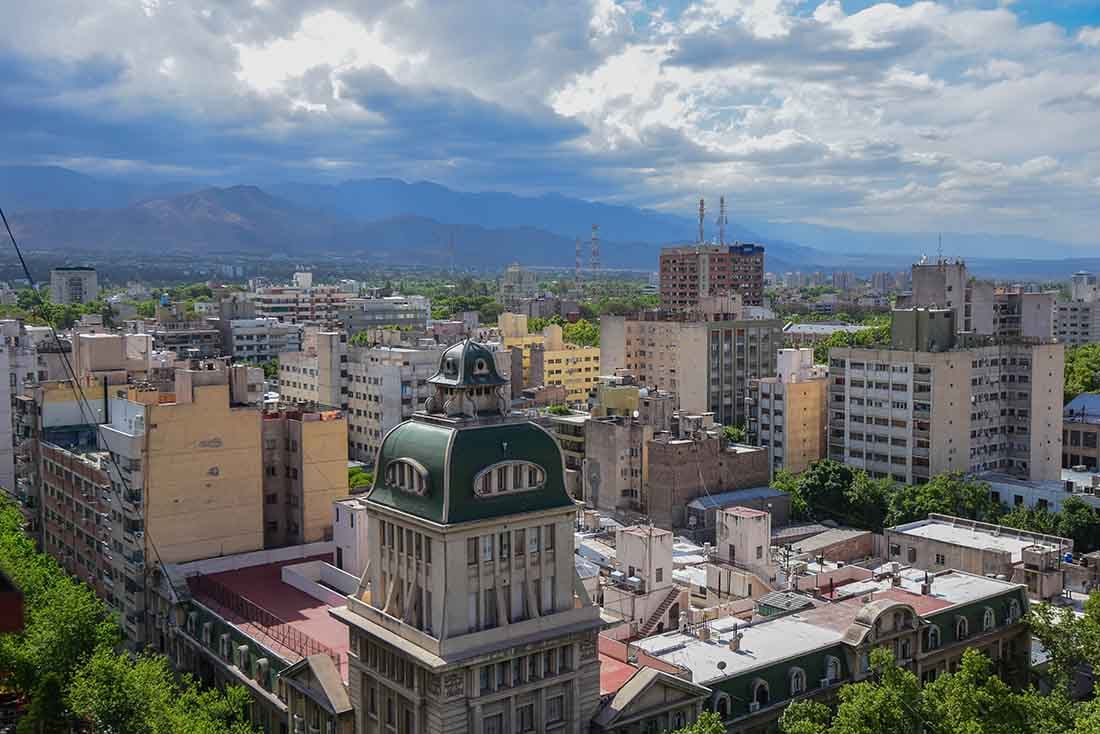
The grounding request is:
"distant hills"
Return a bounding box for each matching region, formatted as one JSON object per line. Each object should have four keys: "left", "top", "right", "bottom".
{"left": 0, "top": 165, "right": 1091, "bottom": 276}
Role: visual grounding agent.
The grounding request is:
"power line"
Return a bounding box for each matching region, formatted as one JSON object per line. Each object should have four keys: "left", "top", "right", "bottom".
{"left": 0, "top": 205, "right": 177, "bottom": 616}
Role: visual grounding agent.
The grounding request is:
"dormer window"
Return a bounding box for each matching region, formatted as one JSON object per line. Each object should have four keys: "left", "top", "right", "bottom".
{"left": 474, "top": 461, "right": 546, "bottom": 497}
{"left": 473, "top": 357, "right": 490, "bottom": 375}
{"left": 385, "top": 459, "right": 430, "bottom": 496}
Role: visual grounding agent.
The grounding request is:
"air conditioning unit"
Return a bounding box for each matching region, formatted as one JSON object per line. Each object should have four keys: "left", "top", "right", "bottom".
{"left": 749, "top": 702, "right": 761, "bottom": 713}
{"left": 820, "top": 678, "right": 831, "bottom": 689}
{"left": 626, "top": 576, "right": 645, "bottom": 593}
{"left": 610, "top": 571, "right": 626, "bottom": 585}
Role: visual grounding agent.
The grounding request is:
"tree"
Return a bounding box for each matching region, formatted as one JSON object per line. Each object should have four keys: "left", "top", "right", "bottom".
{"left": 349, "top": 467, "right": 374, "bottom": 490}
{"left": 885, "top": 472, "right": 1000, "bottom": 527}
{"left": 723, "top": 425, "right": 746, "bottom": 444}
{"left": 562, "top": 319, "right": 599, "bottom": 347}
{"left": 828, "top": 649, "right": 925, "bottom": 734}
{"left": 1064, "top": 344, "right": 1100, "bottom": 403}
{"left": 844, "top": 472, "right": 893, "bottom": 532}
{"left": 779, "top": 699, "right": 832, "bottom": 734}
{"left": 547, "top": 404, "right": 572, "bottom": 416}
{"left": 786, "top": 460, "right": 856, "bottom": 523}
{"left": 671, "top": 710, "right": 725, "bottom": 734}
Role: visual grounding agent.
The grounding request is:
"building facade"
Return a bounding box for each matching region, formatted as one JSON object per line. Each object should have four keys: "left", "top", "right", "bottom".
{"left": 1064, "top": 394, "right": 1100, "bottom": 470}
{"left": 499, "top": 314, "right": 600, "bottom": 404}
{"left": 279, "top": 330, "right": 348, "bottom": 410}
{"left": 50, "top": 266, "right": 99, "bottom": 305}
{"left": 499, "top": 264, "right": 539, "bottom": 311}
{"left": 601, "top": 314, "right": 781, "bottom": 427}
{"left": 341, "top": 296, "right": 432, "bottom": 334}
{"left": 224, "top": 318, "right": 302, "bottom": 362}
{"left": 253, "top": 285, "right": 350, "bottom": 325}
{"left": 332, "top": 339, "right": 603, "bottom": 734}
{"left": 747, "top": 348, "right": 828, "bottom": 475}
{"left": 659, "top": 244, "right": 765, "bottom": 309}
{"left": 346, "top": 345, "right": 443, "bottom": 465}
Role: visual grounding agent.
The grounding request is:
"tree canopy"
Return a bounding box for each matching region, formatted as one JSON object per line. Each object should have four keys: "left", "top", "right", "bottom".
{"left": 0, "top": 499, "right": 258, "bottom": 733}
{"left": 1065, "top": 344, "right": 1100, "bottom": 404}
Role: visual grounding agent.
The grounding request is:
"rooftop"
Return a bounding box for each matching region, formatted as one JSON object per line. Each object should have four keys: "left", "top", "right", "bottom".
{"left": 783, "top": 323, "right": 872, "bottom": 336}
{"left": 724, "top": 506, "right": 769, "bottom": 519}
{"left": 633, "top": 570, "right": 1021, "bottom": 685}
{"left": 1064, "top": 393, "right": 1100, "bottom": 425}
{"left": 686, "top": 485, "right": 786, "bottom": 512}
{"left": 188, "top": 554, "right": 350, "bottom": 681}
{"left": 890, "top": 515, "right": 1069, "bottom": 561}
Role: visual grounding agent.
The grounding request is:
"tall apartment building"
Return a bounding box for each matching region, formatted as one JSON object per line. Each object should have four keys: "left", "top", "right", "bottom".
{"left": 600, "top": 312, "right": 781, "bottom": 427}
{"left": 747, "top": 348, "right": 829, "bottom": 475}
{"left": 827, "top": 308, "right": 1064, "bottom": 484}
{"left": 221, "top": 317, "right": 302, "bottom": 362}
{"left": 346, "top": 345, "right": 442, "bottom": 465}
{"left": 253, "top": 285, "right": 350, "bottom": 325}
{"left": 331, "top": 339, "right": 602, "bottom": 734}
{"left": 340, "top": 295, "right": 432, "bottom": 334}
{"left": 499, "top": 313, "right": 600, "bottom": 403}
{"left": 261, "top": 406, "right": 349, "bottom": 548}
{"left": 50, "top": 266, "right": 99, "bottom": 304}
{"left": 499, "top": 263, "right": 539, "bottom": 310}
{"left": 278, "top": 329, "right": 348, "bottom": 410}
{"left": 659, "top": 243, "right": 765, "bottom": 309}
{"left": 1055, "top": 271, "right": 1100, "bottom": 346}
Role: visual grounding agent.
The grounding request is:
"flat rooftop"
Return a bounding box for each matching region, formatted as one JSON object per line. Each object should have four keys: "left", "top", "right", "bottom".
{"left": 633, "top": 570, "right": 1020, "bottom": 685}
{"left": 188, "top": 554, "right": 349, "bottom": 681}
{"left": 890, "top": 517, "right": 1066, "bottom": 561}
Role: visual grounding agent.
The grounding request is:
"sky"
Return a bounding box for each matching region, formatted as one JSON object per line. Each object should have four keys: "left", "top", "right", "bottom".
{"left": 1, "top": 0, "right": 1099, "bottom": 243}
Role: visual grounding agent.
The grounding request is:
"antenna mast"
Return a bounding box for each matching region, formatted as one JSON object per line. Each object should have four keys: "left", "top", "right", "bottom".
{"left": 718, "top": 195, "right": 727, "bottom": 246}
{"left": 698, "top": 198, "right": 706, "bottom": 244}
{"left": 449, "top": 233, "right": 456, "bottom": 275}
{"left": 589, "top": 224, "right": 600, "bottom": 282}
{"left": 574, "top": 236, "right": 583, "bottom": 294}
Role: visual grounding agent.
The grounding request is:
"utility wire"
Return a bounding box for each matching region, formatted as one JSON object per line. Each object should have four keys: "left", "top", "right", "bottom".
{"left": 0, "top": 205, "right": 176, "bottom": 611}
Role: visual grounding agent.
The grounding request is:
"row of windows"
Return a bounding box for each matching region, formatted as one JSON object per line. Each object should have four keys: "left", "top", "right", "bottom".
{"left": 468, "top": 526, "right": 555, "bottom": 563}
{"left": 478, "top": 647, "right": 574, "bottom": 694}
{"left": 379, "top": 520, "right": 433, "bottom": 563}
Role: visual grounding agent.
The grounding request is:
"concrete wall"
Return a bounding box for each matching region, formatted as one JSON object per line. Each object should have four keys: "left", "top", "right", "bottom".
{"left": 146, "top": 384, "right": 265, "bottom": 563}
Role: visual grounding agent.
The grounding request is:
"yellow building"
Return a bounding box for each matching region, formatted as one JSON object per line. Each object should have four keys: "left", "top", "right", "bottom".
{"left": 747, "top": 348, "right": 828, "bottom": 476}
{"left": 499, "top": 312, "right": 600, "bottom": 403}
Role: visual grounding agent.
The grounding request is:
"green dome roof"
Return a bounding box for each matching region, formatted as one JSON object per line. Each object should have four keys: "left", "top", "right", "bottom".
{"left": 428, "top": 339, "right": 508, "bottom": 389}
{"left": 367, "top": 417, "right": 575, "bottom": 525}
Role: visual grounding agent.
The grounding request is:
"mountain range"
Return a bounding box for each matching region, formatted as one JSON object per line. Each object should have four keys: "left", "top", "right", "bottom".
{"left": 0, "top": 165, "right": 1092, "bottom": 276}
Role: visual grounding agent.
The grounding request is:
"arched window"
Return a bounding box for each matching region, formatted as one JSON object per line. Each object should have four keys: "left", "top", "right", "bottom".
{"left": 473, "top": 461, "right": 546, "bottom": 497}
{"left": 825, "top": 656, "right": 841, "bottom": 683}
{"left": 893, "top": 611, "right": 904, "bottom": 630}
{"left": 385, "top": 459, "right": 429, "bottom": 496}
{"left": 983, "top": 607, "right": 996, "bottom": 632}
{"left": 955, "top": 616, "right": 969, "bottom": 640}
{"left": 926, "top": 625, "right": 941, "bottom": 651}
{"left": 752, "top": 679, "right": 770, "bottom": 707}
{"left": 712, "top": 692, "right": 731, "bottom": 719}
{"left": 859, "top": 650, "right": 870, "bottom": 673}
{"left": 789, "top": 668, "right": 806, "bottom": 697}
{"left": 1008, "top": 599, "right": 1021, "bottom": 623}
{"left": 899, "top": 638, "right": 912, "bottom": 661}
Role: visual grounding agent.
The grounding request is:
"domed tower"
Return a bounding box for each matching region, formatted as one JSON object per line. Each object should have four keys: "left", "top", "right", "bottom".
{"left": 334, "top": 339, "right": 602, "bottom": 734}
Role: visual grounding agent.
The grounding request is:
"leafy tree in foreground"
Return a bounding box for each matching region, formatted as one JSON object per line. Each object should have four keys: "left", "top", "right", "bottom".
{"left": 671, "top": 710, "right": 725, "bottom": 734}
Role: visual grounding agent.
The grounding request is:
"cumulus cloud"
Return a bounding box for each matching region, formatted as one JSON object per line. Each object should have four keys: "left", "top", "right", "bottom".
{"left": 0, "top": 0, "right": 1098, "bottom": 243}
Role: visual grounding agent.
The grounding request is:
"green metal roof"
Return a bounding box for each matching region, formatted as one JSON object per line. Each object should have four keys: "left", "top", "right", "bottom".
{"left": 367, "top": 417, "right": 575, "bottom": 525}
{"left": 427, "top": 339, "right": 508, "bottom": 389}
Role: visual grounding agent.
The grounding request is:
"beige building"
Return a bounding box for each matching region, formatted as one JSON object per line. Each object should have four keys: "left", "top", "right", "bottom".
{"left": 600, "top": 312, "right": 781, "bottom": 427}
{"left": 253, "top": 284, "right": 350, "bottom": 325}
{"left": 885, "top": 514, "right": 1071, "bottom": 601}
{"left": 50, "top": 266, "right": 98, "bottom": 304}
{"left": 1064, "top": 394, "right": 1100, "bottom": 470}
{"left": 589, "top": 373, "right": 675, "bottom": 432}
{"left": 279, "top": 329, "right": 348, "bottom": 410}
{"left": 583, "top": 417, "right": 653, "bottom": 516}
{"left": 262, "top": 406, "right": 349, "bottom": 548}
{"left": 828, "top": 308, "right": 1064, "bottom": 484}
{"left": 346, "top": 345, "right": 442, "bottom": 465}
{"left": 331, "top": 340, "right": 602, "bottom": 734}
{"left": 747, "top": 348, "right": 828, "bottom": 475}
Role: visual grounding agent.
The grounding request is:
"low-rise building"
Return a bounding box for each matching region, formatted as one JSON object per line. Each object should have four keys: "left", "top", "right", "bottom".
{"left": 885, "top": 513, "right": 1071, "bottom": 600}
{"left": 340, "top": 295, "right": 431, "bottom": 333}
{"left": 50, "top": 266, "right": 98, "bottom": 304}
{"left": 634, "top": 568, "right": 1029, "bottom": 733}
{"left": 222, "top": 318, "right": 302, "bottom": 362}
{"left": 684, "top": 486, "right": 791, "bottom": 542}
{"left": 1064, "top": 393, "right": 1100, "bottom": 470}
{"left": 253, "top": 285, "right": 350, "bottom": 325}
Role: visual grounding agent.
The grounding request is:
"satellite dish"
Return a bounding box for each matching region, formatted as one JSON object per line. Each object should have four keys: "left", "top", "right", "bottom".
{"left": 632, "top": 410, "right": 640, "bottom": 419}
{"left": 717, "top": 661, "right": 727, "bottom": 671}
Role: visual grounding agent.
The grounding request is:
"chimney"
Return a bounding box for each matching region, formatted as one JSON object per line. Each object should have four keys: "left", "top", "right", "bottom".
{"left": 728, "top": 632, "right": 742, "bottom": 652}
{"left": 920, "top": 572, "right": 932, "bottom": 596}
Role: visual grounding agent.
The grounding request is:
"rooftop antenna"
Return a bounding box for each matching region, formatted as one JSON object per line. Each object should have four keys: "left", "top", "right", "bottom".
{"left": 575, "top": 236, "right": 583, "bottom": 294}
{"left": 590, "top": 224, "right": 600, "bottom": 281}
{"left": 698, "top": 198, "right": 706, "bottom": 244}
{"left": 937, "top": 233, "right": 943, "bottom": 262}
{"left": 718, "top": 195, "right": 728, "bottom": 246}
{"left": 448, "top": 232, "right": 456, "bottom": 275}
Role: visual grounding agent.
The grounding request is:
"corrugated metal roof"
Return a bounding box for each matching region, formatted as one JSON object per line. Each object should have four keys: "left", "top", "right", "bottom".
{"left": 686, "top": 485, "right": 786, "bottom": 511}
{"left": 1065, "top": 393, "right": 1100, "bottom": 425}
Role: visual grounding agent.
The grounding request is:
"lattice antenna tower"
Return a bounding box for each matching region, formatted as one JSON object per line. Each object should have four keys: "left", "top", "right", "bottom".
{"left": 718, "top": 195, "right": 728, "bottom": 246}
{"left": 589, "top": 224, "right": 600, "bottom": 281}
{"left": 574, "top": 236, "right": 583, "bottom": 293}
{"left": 698, "top": 198, "right": 706, "bottom": 244}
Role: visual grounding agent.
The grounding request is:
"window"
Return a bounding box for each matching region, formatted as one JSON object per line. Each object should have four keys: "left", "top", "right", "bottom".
{"left": 889, "top": 543, "right": 900, "bottom": 557}
{"left": 1008, "top": 599, "right": 1021, "bottom": 623}
{"left": 926, "top": 625, "right": 940, "bottom": 651}
{"left": 481, "top": 535, "right": 494, "bottom": 562}
{"left": 655, "top": 567, "right": 663, "bottom": 583}
{"left": 789, "top": 667, "right": 806, "bottom": 696}
{"left": 544, "top": 524, "right": 554, "bottom": 550}
{"left": 983, "top": 607, "right": 995, "bottom": 632}
{"left": 499, "top": 532, "right": 510, "bottom": 558}
{"left": 473, "top": 461, "right": 546, "bottom": 496}
{"left": 955, "top": 616, "right": 969, "bottom": 640}
{"left": 528, "top": 528, "right": 540, "bottom": 554}
{"left": 752, "top": 679, "right": 770, "bottom": 707}
{"left": 907, "top": 547, "right": 917, "bottom": 563}
{"left": 935, "top": 553, "right": 945, "bottom": 565}
{"left": 825, "top": 656, "right": 841, "bottom": 683}
{"left": 546, "top": 695, "right": 564, "bottom": 723}
{"left": 515, "top": 529, "right": 525, "bottom": 555}
{"left": 479, "top": 666, "right": 492, "bottom": 693}
{"left": 517, "top": 704, "right": 534, "bottom": 733}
